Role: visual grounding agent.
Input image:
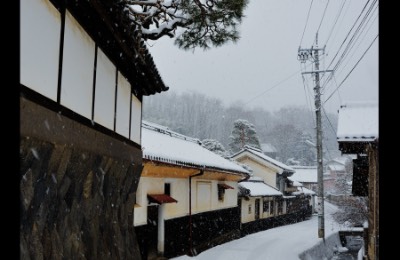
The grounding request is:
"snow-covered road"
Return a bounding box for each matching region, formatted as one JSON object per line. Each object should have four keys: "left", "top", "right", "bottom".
{"left": 171, "top": 202, "right": 344, "bottom": 260}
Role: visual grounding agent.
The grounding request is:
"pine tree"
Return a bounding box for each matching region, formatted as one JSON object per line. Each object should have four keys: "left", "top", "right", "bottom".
{"left": 122, "top": 0, "right": 249, "bottom": 50}
{"left": 228, "top": 119, "right": 261, "bottom": 153}
{"left": 201, "top": 139, "right": 229, "bottom": 158}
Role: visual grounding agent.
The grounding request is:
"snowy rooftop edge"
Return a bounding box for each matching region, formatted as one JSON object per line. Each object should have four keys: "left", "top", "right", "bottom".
{"left": 141, "top": 121, "right": 250, "bottom": 175}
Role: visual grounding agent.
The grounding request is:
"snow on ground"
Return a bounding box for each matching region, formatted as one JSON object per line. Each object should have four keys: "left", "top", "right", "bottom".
{"left": 171, "top": 201, "right": 345, "bottom": 260}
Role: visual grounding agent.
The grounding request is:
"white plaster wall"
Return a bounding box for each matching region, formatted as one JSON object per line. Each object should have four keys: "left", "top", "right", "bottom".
{"left": 130, "top": 95, "right": 142, "bottom": 144}
{"left": 195, "top": 181, "right": 212, "bottom": 212}
{"left": 163, "top": 178, "right": 189, "bottom": 219}
{"left": 134, "top": 181, "right": 146, "bottom": 226}
{"left": 134, "top": 177, "right": 165, "bottom": 226}
{"left": 115, "top": 72, "right": 131, "bottom": 138}
{"left": 135, "top": 177, "right": 191, "bottom": 225}
{"left": 20, "top": 0, "right": 60, "bottom": 101}
{"left": 214, "top": 181, "right": 238, "bottom": 209}
{"left": 94, "top": 48, "right": 116, "bottom": 130}
{"left": 240, "top": 157, "right": 278, "bottom": 189}
{"left": 241, "top": 198, "right": 255, "bottom": 223}
{"left": 61, "top": 11, "right": 94, "bottom": 119}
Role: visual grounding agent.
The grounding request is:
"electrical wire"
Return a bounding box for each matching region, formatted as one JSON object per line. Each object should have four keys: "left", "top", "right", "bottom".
{"left": 320, "top": 0, "right": 377, "bottom": 93}
{"left": 324, "top": 34, "right": 378, "bottom": 104}
{"left": 324, "top": 0, "right": 347, "bottom": 47}
{"left": 315, "top": 0, "right": 330, "bottom": 41}
{"left": 326, "top": 0, "right": 372, "bottom": 70}
{"left": 300, "top": 0, "right": 314, "bottom": 47}
{"left": 243, "top": 65, "right": 310, "bottom": 105}
{"left": 326, "top": 4, "right": 378, "bottom": 88}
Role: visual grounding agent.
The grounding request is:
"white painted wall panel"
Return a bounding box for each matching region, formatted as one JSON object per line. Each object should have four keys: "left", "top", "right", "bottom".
{"left": 240, "top": 158, "right": 278, "bottom": 189}
{"left": 20, "top": 0, "right": 60, "bottom": 101}
{"left": 215, "top": 181, "right": 238, "bottom": 209}
{"left": 134, "top": 177, "right": 164, "bottom": 226}
{"left": 94, "top": 49, "right": 116, "bottom": 130}
{"left": 241, "top": 198, "right": 255, "bottom": 223}
{"left": 196, "top": 181, "right": 211, "bottom": 212}
{"left": 164, "top": 178, "right": 189, "bottom": 219}
{"left": 130, "top": 95, "right": 142, "bottom": 144}
{"left": 61, "top": 11, "right": 95, "bottom": 119}
{"left": 116, "top": 73, "right": 131, "bottom": 138}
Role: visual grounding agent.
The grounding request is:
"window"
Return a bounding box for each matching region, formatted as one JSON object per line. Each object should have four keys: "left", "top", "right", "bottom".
{"left": 164, "top": 183, "right": 171, "bottom": 196}
{"left": 277, "top": 201, "right": 283, "bottom": 215}
{"left": 270, "top": 200, "right": 274, "bottom": 215}
{"left": 218, "top": 186, "right": 225, "bottom": 201}
{"left": 248, "top": 204, "right": 252, "bottom": 214}
{"left": 263, "top": 199, "right": 270, "bottom": 213}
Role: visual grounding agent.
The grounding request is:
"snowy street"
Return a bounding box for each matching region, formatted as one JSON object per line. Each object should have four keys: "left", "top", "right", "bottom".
{"left": 171, "top": 202, "right": 347, "bottom": 260}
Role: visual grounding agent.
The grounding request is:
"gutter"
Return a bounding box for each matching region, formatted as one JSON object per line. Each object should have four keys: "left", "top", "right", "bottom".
{"left": 188, "top": 168, "right": 204, "bottom": 256}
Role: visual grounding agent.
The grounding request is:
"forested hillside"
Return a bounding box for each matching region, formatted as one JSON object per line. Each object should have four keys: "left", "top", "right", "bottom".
{"left": 143, "top": 91, "right": 340, "bottom": 165}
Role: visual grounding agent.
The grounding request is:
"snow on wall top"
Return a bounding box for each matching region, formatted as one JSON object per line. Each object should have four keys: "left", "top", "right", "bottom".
{"left": 141, "top": 121, "right": 250, "bottom": 175}
{"left": 239, "top": 178, "right": 282, "bottom": 197}
{"left": 337, "top": 102, "right": 378, "bottom": 142}
{"left": 231, "top": 145, "right": 295, "bottom": 173}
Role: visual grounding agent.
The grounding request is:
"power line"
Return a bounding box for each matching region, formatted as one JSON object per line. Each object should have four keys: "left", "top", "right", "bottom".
{"left": 321, "top": 0, "right": 377, "bottom": 93}
{"left": 315, "top": 0, "right": 330, "bottom": 40}
{"left": 300, "top": 0, "right": 314, "bottom": 47}
{"left": 243, "top": 66, "right": 310, "bottom": 105}
{"left": 324, "top": 34, "right": 378, "bottom": 104}
{"left": 321, "top": 0, "right": 377, "bottom": 92}
{"left": 324, "top": 0, "right": 347, "bottom": 47}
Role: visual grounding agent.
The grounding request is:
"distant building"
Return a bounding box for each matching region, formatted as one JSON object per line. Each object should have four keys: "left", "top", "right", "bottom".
{"left": 291, "top": 166, "right": 318, "bottom": 192}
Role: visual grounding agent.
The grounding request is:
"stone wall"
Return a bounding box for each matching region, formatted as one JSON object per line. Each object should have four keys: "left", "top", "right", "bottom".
{"left": 20, "top": 97, "right": 143, "bottom": 259}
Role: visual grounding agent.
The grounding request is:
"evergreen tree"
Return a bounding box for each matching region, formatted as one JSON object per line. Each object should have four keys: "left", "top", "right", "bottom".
{"left": 122, "top": 0, "right": 249, "bottom": 50}
{"left": 228, "top": 119, "right": 261, "bottom": 154}
{"left": 201, "top": 139, "right": 229, "bottom": 158}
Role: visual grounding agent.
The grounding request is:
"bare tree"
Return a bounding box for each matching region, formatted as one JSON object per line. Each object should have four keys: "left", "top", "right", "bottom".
{"left": 123, "top": 0, "right": 249, "bottom": 50}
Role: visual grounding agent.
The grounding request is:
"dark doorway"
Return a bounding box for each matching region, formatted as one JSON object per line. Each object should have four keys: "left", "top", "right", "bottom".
{"left": 147, "top": 205, "right": 159, "bottom": 259}
{"left": 255, "top": 199, "right": 260, "bottom": 220}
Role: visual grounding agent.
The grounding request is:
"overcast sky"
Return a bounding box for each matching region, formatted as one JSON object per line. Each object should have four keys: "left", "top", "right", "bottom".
{"left": 147, "top": 0, "right": 378, "bottom": 114}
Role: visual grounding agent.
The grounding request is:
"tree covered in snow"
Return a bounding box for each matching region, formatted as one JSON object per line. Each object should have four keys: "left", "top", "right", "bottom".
{"left": 228, "top": 119, "right": 261, "bottom": 153}
{"left": 331, "top": 196, "right": 368, "bottom": 227}
{"left": 124, "top": 0, "right": 249, "bottom": 50}
{"left": 201, "top": 138, "right": 230, "bottom": 158}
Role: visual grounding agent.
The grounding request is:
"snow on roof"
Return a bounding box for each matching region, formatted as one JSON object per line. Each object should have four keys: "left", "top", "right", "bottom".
{"left": 291, "top": 166, "right": 318, "bottom": 183}
{"left": 337, "top": 102, "right": 378, "bottom": 142}
{"left": 287, "top": 177, "right": 303, "bottom": 187}
{"left": 327, "top": 164, "right": 345, "bottom": 172}
{"left": 331, "top": 156, "right": 351, "bottom": 165}
{"left": 231, "top": 146, "right": 294, "bottom": 173}
{"left": 141, "top": 121, "right": 250, "bottom": 175}
{"left": 298, "top": 186, "right": 316, "bottom": 195}
{"left": 239, "top": 178, "right": 282, "bottom": 197}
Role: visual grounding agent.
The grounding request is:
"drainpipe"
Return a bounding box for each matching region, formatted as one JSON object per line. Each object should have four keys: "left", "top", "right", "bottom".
{"left": 189, "top": 168, "right": 204, "bottom": 256}
{"left": 157, "top": 204, "right": 165, "bottom": 255}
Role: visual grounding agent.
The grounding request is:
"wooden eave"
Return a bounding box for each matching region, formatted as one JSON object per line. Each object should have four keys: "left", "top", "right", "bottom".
{"left": 338, "top": 141, "right": 378, "bottom": 154}
{"left": 142, "top": 160, "right": 249, "bottom": 182}
{"left": 51, "top": 0, "right": 168, "bottom": 97}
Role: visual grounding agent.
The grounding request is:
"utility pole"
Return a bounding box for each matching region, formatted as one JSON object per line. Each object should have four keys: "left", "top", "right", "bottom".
{"left": 297, "top": 33, "right": 333, "bottom": 240}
